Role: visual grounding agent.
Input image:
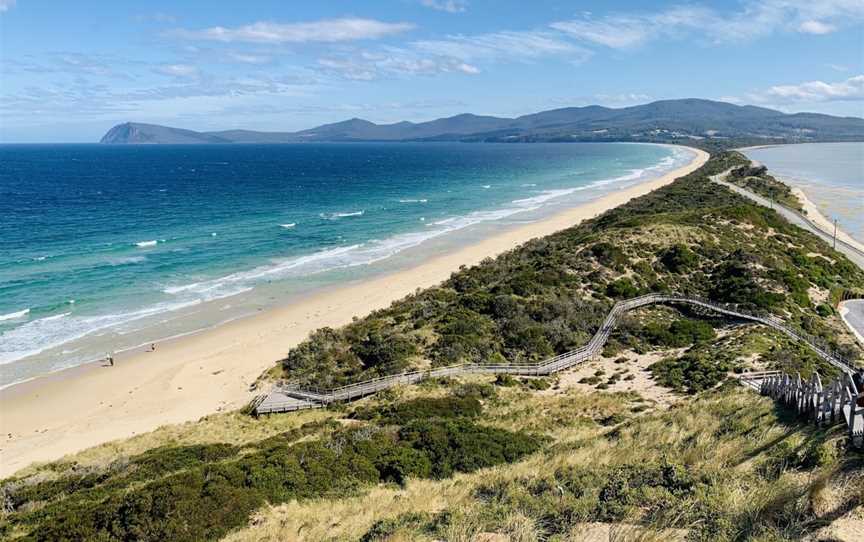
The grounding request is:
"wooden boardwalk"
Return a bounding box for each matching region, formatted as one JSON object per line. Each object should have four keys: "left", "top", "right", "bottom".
{"left": 253, "top": 293, "right": 860, "bottom": 437}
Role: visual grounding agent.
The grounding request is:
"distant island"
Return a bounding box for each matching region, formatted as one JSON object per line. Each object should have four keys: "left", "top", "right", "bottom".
{"left": 100, "top": 98, "right": 864, "bottom": 145}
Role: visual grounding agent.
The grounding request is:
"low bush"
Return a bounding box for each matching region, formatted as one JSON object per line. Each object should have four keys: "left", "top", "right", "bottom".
{"left": 606, "top": 278, "right": 640, "bottom": 299}
{"left": 660, "top": 244, "right": 699, "bottom": 273}
{"left": 522, "top": 378, "right": 551, "bottom": 391}
{"left": 9, "top": 417, "right": 540, "bottom": 542}
{"left": 474, "top": 461, "right": 697, "bottom": 534}
{"left": 353, "top": 396, "right": 483, "bottom": 424}
{"left": 643, "top": 318, "right": 716, "bottom": 348}
{"left": 399, "top": 419, "right": 543, "bottom": 479}
{"left": 494, "top": 374, "right": 518, "bottom": 387}
{"left": 452, "top": 382, "right": 497, "bottom": 400}
{"left": 650, "top": 352, "right": 732, "bottom": 393}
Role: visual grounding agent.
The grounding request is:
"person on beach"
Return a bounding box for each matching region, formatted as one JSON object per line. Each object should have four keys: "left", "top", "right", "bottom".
{"left": 150, "top": 343, "right": 156, "bottom": 352}
{"left": 107, "top": 353, "right": 114, "bottom": 367}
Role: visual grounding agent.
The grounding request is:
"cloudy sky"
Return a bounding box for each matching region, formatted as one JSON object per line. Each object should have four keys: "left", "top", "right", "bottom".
{"left": 1, "top": 0, "right": 862, "bottom": 142}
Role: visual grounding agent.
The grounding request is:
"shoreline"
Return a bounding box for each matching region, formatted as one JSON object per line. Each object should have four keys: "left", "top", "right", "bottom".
{"left": 788, "top": 185, "right": 864, "bottom": 254}
{"left": 0, "top": 146, "right": 708, "bottom": 478}
{"left": 738, "top": 142, "right": 864, "bottom": 252}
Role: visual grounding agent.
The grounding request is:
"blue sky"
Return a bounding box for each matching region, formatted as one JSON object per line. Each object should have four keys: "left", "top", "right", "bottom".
{"left": 1, "top": 0, "right": 862, "bottom": 142}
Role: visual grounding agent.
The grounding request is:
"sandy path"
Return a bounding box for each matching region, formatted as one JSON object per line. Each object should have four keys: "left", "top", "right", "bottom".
{"left": 0, "top": 147, "right": 708, "bottom": 477}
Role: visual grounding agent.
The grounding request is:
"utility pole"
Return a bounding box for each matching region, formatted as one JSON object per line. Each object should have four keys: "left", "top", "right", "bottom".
{"left": 833, "top": 218, "right": 838, "bottom": 250}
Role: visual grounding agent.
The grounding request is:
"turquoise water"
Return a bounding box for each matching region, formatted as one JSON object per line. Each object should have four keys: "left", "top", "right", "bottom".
{"left": 743, "top": 142, "right": 863, "bottom": 240}
{"left": 0, "top": 142, "right": 692, "bottom": 387}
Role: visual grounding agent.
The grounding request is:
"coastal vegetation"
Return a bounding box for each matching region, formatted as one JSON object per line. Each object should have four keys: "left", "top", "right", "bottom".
{"left": 278, "top": 151, "right": 862, "bottom": 390}
{"left": 725, "top": 158, "right": 805, "bottom": 211}
{"left": 2, "top": 152, "right": 863, "bottom": 541}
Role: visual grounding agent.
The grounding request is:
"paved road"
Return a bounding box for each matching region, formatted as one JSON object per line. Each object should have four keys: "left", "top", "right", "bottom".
{"left": 711, "top": 175, "right": 864, "bottom": 270}
{"left": 841, "top": 299, "right": 864, "bottom": 346}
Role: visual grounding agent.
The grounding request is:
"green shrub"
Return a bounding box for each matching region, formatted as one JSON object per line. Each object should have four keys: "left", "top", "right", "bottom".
{"left": 606, "top": 278, "right": 639, "bottom": 298}
{"left": 522, "top": 378, "right": 551, "bottom": 391}
{"left": 361, "top": 512, "right": 435, "bottom": 541}
{"left": 643, "top": 318, "right": 716, "bottom": 348}
{"left": 19, "top": 418, "right": 540, "bottom": 542}
{"left": 660, "top": 244, "right": 699, "bottom": 273}
{"left": 494, "top": 374, "right": 518, "bottom": 387}
{"left": 452, "top": 382, "right": 497, "bottom": 400}
{"left": 354, "top": 396, "right": 483, "bottom": 424}
{"left": 351, "top": 330, "right": 417, "bottom": 375}
{"left": 650, "top": 353, "right": 731, "bottom": 393}
{"left": 399, "top": 419, "right": 542, "bottom": 479}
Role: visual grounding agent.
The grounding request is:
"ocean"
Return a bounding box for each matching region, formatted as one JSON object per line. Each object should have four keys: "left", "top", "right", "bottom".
{"left": 0, "top": 142, "right": 693, "bottom": 388}
{"left": 743, "top": 142, "right": 864, "bottom": 241}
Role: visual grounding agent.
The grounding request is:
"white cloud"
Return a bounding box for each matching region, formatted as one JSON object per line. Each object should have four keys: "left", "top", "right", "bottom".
{"left": 547, "top": 93, "right": 653, "bottom": 108}
{"left": 765, "top": 75, "right": 864, "bottom": 102}
{"left": 550, "top": 1, "right": 864, "bottom": 49}
{"left": 594, "top": 93, "right": 652, "bottom": 106}
{"left": 726, "top": 75, "right": 864, "bottom": 109}
{"left": 798, "top": 20, "right": 835, "bottom": 34}
{"left": 317, "top": 28, "right": 585, "bottom": 81}
{"left": 154, "top": 64, "right": 199, "bottom": 78}
{"left": 172, "top": 18, "right": 415, "bottom": 44}
{"left": 550, "top": 17, "right": 656, "bottom": 49}
{"left": 421, "top": 0, "right": 467, "bottom": 13}
{"left": 318, "top": 49, "right": 481, "bottom": 80}
{"left": 226, "top": 52, "right": 272, "bottom": 65}
{"left": 413, "top": 30, "right": 587, "bottom": 62}
{"left": 0, "top": 0, "right": 16, "bottom": 13}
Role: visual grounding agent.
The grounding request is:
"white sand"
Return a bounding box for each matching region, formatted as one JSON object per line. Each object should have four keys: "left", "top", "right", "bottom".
{"left": 0, "top": 147, "right": 708, "bottom": 477}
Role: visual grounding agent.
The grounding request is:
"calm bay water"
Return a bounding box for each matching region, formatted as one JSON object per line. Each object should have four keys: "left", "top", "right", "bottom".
{"left": 0, "top": 142, "right": 691, "bottom": 387}
{"left": 744, "top": 142, "right": 863, "bottom": 240}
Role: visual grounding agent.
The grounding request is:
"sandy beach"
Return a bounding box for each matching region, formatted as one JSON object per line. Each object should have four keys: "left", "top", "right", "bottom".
{"left": 790, "top": 186, "right": 864, "bottom": 254}
{"left": 0, "top": 147, "right": 708, "bottom": 478}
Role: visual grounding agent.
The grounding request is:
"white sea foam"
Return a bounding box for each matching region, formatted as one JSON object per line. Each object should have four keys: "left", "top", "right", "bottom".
{"left": 511, "top": 188, "right": 581, "bottom": 207}
{"left": 0, "top": 302, "right": 200, "bottom": 366}
{"left": 398, "top": 199, "right": 428, "bottom": 203}
{"left": 166, "top": 202, "right": 573, "bottom": 303}
{"left": 163, "top": 245, "right": 362, "bottom": 298}
{"left": 280, "top": 223, "right": 296, "bottom": 229}
{"left": 481, "top": 185, "right": 491, "bottom": 189}
{"left": 0, "top": 309, "right": 29, "bottom": 322}
{"left": 107, "top": 256, "right": 146, "bottom": 266}
{"left": 135, "top": 240, "right": 158, "bottom": 248}
{"left": 320, "top": 211, "right": 364, "bottom": 220}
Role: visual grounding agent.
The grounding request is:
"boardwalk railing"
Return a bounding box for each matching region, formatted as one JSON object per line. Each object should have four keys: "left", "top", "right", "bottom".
{"left": 252, "top": 293, "right": 858, "bottom": 415}
{"left": 760, "top": 371, "right": 863, "bottom": 448}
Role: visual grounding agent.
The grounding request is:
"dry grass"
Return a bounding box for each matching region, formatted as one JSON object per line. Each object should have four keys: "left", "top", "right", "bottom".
{"left": 219, "top": 383, "right": 856, "bottom": 542}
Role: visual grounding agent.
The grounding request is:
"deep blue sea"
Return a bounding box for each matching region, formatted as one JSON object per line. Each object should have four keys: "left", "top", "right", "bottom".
{"left": 0, "top": 142, "right": 691, "bottom": 387}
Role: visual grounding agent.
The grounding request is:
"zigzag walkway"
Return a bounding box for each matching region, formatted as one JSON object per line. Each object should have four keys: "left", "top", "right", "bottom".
{"left": 253, "top": 294, "right": 859, "bottom": 419}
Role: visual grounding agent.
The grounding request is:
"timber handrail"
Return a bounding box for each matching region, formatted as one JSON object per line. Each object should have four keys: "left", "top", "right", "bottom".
{"left": 759, "top": 370, "right": 863, "bottom": 448}
{"left": 254, "top": 293, "right": 857, "bottom": 413}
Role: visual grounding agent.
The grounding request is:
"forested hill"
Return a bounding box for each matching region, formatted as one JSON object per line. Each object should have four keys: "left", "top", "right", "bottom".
{"left": 100, "top": 98, "right": 864, "bottom": 144}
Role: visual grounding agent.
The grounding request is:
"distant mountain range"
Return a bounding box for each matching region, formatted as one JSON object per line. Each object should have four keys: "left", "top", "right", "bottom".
{"left": 100, "top": 99, "right": 864, "bottom": 145}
